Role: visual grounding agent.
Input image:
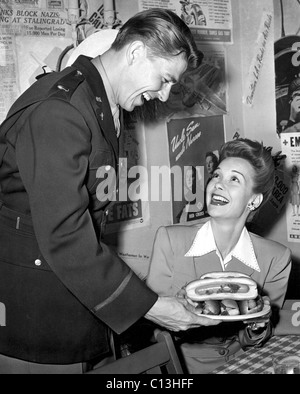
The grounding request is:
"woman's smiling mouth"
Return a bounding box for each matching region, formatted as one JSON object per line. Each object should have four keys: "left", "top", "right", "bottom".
{"left": 211, "top": 194, "right": 230, "bottom": 206}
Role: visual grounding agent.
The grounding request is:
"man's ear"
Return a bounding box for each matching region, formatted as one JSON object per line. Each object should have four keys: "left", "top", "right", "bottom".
{"left": 126, "top": 41, "right": 147, "bottom": 65}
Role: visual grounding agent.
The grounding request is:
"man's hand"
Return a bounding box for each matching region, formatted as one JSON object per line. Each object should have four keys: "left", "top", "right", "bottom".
{"left": 145, "top": 296, "right": 222, "bottom": 332}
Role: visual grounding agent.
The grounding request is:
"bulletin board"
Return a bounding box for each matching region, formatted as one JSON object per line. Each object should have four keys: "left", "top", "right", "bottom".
{"left": 0, "top": 0, "right": 122, "bottom": 123}
{"left": 0, "top": 0, "right": 232, "bottom": 123}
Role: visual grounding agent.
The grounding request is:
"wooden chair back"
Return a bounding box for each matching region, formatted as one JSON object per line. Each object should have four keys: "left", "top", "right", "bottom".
{"left": 86, "top": 330, "right": 184, "bottom": 375}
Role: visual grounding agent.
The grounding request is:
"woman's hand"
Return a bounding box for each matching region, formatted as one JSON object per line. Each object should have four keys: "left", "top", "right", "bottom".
{"left": 244, "top": 296, "right": 271, "bottom": 331}
{"left": 145, "top": 296, "right": 222, "bottom": 332}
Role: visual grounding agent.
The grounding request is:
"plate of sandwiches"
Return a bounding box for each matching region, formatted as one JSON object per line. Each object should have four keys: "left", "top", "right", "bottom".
{"left": 185, "top": 272, "right": 271, "bottom": 322}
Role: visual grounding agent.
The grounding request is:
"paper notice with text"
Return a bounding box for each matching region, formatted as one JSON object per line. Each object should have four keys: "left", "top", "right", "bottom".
{"left": 281, "top": 133, "right": 300, "bottom": 243}
{"left": 138, "top": 0, "right": 233, "bottom": 44}
{"left": 0, "top": 32, "right": 19, "bottom": 123}
{"left": 0, "top": 0, "right": 72, "bottom": 123}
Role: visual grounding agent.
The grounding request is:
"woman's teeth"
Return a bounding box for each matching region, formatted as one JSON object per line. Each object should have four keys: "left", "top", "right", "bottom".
{"left": 143, "top": 93, "right": 151, "bottom": 101}
{"left": 212, "top": 195, "right": 229, "bottom": 205}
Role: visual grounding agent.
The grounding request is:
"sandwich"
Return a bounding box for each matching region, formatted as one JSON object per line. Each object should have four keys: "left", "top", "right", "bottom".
{"left": 185, "top": 272, "right": 264, "bottom": 316}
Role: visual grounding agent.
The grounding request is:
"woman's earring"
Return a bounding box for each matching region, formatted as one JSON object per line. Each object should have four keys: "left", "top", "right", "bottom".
{"left": 247, "top": 203, "right": 256, "bottom": 212}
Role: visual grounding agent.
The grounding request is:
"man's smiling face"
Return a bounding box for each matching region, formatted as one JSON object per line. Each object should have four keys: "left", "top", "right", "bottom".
{"left": 118, "top": 44, "right": 187, "bottom": 112}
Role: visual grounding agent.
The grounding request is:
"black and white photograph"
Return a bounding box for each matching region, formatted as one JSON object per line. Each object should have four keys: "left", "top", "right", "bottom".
{"left": 0, "top": 0, "right": 300, "bottom": 378}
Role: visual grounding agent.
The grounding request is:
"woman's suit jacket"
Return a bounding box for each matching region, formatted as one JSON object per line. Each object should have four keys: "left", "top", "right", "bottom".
{"left": 148, "top": 224, "right": 291, "bottom": 309}
{"left": 147, "top": 223, "right": 292, "bottom": 373}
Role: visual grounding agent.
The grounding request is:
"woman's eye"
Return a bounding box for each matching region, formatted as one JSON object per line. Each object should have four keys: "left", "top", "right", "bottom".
{"left": 231, "top": 176, "right": 240, "bottom": 183}
{"left": 213, "top": 173, "right": 220, "bottom": 179}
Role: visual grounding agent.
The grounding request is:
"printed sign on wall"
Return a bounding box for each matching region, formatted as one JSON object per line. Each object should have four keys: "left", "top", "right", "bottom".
{"left": 138, "top": 0, "right": 233, "bottom": 43}
{"left": 281, "top": 133, "right": 300, "bottom": 243}
{"left": 167, "top": 115, "right": 225, "bottom": 224}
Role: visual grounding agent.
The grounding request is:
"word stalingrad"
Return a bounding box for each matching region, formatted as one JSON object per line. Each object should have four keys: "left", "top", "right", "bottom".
{"left": 96, "top": 159, "right": 204, "bottom": 204}
{"left": 0, "top": 303, "right": 6, "bottom": 327}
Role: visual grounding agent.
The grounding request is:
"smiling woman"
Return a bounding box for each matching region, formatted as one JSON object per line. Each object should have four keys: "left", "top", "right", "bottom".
{"left": 147, "top": 138, "right": 292, "bottom": 374}
{"left": 218, "top": 139, "right": 276, "bottom": 206}
{"left": 207, "top": 156, "right": 260, "bottom": 223}
{"left": 199, "top": 139, "right": 276, "bottom": 263}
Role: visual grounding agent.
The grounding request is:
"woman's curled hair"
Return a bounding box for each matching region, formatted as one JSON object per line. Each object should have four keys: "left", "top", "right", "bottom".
{"left": 219, "top": 139, "right": 275, "bottom": 206}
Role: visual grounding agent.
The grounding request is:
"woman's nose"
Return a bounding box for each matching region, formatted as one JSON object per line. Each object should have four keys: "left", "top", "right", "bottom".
{"left": 214, "top": 181, "right": 224, "bottom": 190}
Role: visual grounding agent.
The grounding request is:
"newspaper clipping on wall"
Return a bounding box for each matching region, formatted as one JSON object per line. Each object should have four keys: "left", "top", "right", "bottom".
{"left": 0, "top": 0, "right": 121, "bottom": 124}
{"left": 138, "top": 0, "right": 233, "bottom": 44}
{"left": 281, "top": 133, "right": 300, "bottom": 243}
{"left": 0, "top": 0, "right": 73, "bottom": 123}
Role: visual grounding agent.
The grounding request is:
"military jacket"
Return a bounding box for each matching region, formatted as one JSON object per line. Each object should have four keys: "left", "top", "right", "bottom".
{"left": 0, "top": 56, "right": 157, "bottom": 363}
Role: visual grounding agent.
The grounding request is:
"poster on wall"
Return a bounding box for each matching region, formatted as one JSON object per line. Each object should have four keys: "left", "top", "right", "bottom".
{"left": 164, "top": 45, "right": 227, "bottom": 119}
{"left": 274, "top": 0, "right": 300, "bottom": 137}
{"left": 138, "top": 0, "right": 233, "bottom": 44}
{"left": 281, "top": 133, "right": 300, "bottom": 243}
{"left": 135, "top": 44, "right": 228, "bottom": 123}
{"left": 268, "top": 166, "right": 290, "bottom": 215}
{"left": 167, "top": 115, "right": 224, "bottom": 224}
{"left": 275, "top": 35, "right": 300, "bottom": 137}
{"left": 105, "top": 120, "right": 150, "bottom": 234}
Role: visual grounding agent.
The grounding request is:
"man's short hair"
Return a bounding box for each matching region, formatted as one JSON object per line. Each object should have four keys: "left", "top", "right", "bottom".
{"left": 111, "top": 8, "right": 203, "bottom": 72}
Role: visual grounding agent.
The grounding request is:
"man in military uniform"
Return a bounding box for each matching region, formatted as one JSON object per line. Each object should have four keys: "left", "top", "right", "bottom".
{"left": 0, "top": 9, "right": 219, "bottom": 373}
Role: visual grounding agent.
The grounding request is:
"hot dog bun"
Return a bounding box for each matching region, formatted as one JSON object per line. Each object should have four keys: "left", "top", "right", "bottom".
{"left": 200, "top": 272, "right": 250, "bottom": 280}
{"left": 185, "top": 273, "right": 264, "bottom": 317}
{"left": 185, "top": 272, "right": 258, "bottom": 302}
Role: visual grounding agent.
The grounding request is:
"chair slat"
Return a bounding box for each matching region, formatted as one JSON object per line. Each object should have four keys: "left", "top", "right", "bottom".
{"left": 86, "top": 331, "right": 183, "bottom": 375}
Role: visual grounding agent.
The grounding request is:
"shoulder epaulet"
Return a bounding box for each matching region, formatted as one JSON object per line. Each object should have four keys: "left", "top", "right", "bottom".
{"left": 47, "top": 69, "right": 85, "bottom": 101}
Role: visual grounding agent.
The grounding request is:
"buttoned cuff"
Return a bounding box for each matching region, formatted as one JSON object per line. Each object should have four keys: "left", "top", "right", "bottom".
{"left": 238, "top": 322, "right": 273, "bottom": 350}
